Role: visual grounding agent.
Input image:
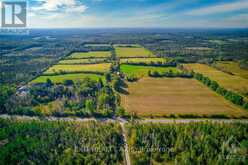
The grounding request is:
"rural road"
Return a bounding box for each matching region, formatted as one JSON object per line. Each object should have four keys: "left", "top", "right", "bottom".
{"left": 118, "top": 118, "right": 131, "bottom": 165}
{"left": 2, "top": 114, "right": 248, "bottom": 165}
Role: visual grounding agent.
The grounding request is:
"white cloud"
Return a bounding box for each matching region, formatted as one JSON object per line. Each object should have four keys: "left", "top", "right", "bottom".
{"left": 32, "top": 0, "right": 87, "bottom": 13}
{"left": 186, "top": 0, "right": 248, "bottom": 15}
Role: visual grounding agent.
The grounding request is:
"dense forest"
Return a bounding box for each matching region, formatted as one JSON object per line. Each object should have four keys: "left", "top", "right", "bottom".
{"left": 0, "top": 119, "right": 124, "bottom": 165}
{"left": 126, "top": 122, "right": 248, "bottom": 165}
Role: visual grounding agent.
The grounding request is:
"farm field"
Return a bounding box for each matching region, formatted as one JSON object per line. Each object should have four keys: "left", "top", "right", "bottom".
{"left": 113, "top": 44, "right": 141, "bottom": 47}
{"left": 121, "top": 77, "right": 248, "bottom": 117}
{"left": 44, "top": 63, "right": 111, "bottom": 74}
{"left": 213, "top": 61, "right": 248, "bottom": 79}
{"left": 32, "top": 73, "right": 105, "bottom": 83}
{"left": 67, "top": 51, "right": 111, "bottom": 59}
{"left": 120, "top": 57, "right": 167, "bottom": 64}
{"left": 184, "top": 63, "right": 248, "bottom": 96}
{"left": 126, "top": 122, "right": 248, "bottom": 164}
{"left": 120, "top": 64, "right": 180, "bottom": 77}
{"left": 114, "top": 46, "right": 154, "bottom": 58}
{"left": 58, "top": 58, "right": 108, "bottom": 64}
{"left": 0, "top": 119, "right": 124, "bottom": 165}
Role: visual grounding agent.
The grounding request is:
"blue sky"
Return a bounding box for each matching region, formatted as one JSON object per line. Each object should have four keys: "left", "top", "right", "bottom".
{"left": 1, "top": 0, "right": 248, "bottom": 28}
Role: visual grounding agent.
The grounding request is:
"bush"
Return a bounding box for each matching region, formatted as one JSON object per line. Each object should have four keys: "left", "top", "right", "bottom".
{"left": 243, "top": 102, "right": 248, "bottom": 110}
{"left": 126, "top": 75, "right": 139, "bottom": 82}
{"left": 63, "top": 79, "right": 74, "bottom": 86}
{"left": 116, "top": 106, "right": 126, "bottom": 117}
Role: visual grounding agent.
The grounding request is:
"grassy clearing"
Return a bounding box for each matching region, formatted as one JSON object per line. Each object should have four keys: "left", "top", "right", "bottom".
{"left": 121, "top": 78, "right": 248, "bottom": 118}
{"left": 58, "top": 58, "right": 108, "bottom": 64}
{"left": 213, "top": 61, "right": 248, "bottom": 79}
{"left": 120, "top": 64, "right": 180, "bottom": 77}
{"left": 67, "top": 51, "right": 111, "bottom": 59}
{"left": 44, "top": 63, "right": 111, "bottom": 74}
{"left": 115, "top": 46, "right": 154, "bottom": 58}
{"left": 184, "top": 63, "right": 248, "bottom": 96}
{"left": 32, "top": 73, "right": 105, "bottom": 84}
{"left": 120, "top": 57, "right": 167, "bottom": 64}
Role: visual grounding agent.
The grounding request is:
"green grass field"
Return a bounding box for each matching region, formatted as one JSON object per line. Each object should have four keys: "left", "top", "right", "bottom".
{"left": 115, "top": 46, "right": 154, "bottom": 58}
{"left": 32, "top": 73, "right": 105, "bottom": 83}
{"left": 120, "top": 64, "right": 180, "bottom": 77}
{"left": 67, "top": 51, "right": 111, "bottom": 59}
{"left": 213, "top": 61, "right": 248, "bottom": 79}
{"left": 59, "top": 58, "right": 108, "bottom": 64}
{"left": 44, "top": 63, "right": 111, "bottom": 74}
{"left": 120, "top": 57, "right": 167, "bottom": 64}
{"left": 184, "top": 63, "right": 248, "bottom": 97}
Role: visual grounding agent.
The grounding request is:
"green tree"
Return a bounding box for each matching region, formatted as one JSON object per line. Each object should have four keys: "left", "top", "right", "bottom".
{"left": 85, "top": 99, "right": 95, "bottom": 113}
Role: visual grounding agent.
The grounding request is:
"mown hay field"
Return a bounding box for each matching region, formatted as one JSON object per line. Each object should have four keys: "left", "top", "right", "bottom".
{"left": 184, "top": 63, "right": 248, "bottom": 96}
{"left": 114, "top": 46, "right": 154, "bottom": 58}
{"left": 120, "top": 64, "right": 180, "bottom": 77}
{"left": 213, "top": 61, "right": 248, "bottom": 79}
{"left": 59, "top": 58, "right": 108, "bottom": 64}
{"left": 32, "top": 73, "right": 105, "bottom": 83}
{"left": 44, "top": 63, "right": 111, "bottom": 74}
{"left": 120, "top": 57, "right": 167, "bottom": 64}
{"left": 67, "top": 51, "right": 111, "bottom": 59}
{"left": 121, "top": 78, "right": 248, "bottom": 117}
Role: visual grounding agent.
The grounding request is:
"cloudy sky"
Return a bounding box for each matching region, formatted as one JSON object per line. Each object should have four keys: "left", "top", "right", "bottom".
{"left": 1, "top": 0, "right": 248, "bottom": 28}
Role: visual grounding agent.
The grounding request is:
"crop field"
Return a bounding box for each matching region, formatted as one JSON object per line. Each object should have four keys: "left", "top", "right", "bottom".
{"left": 121, "top": 78, "right": 248, "bottom": 117}
{"left": 32, "top": 73, "right": 105, "bottom": 83}
{"left": 184, "top": 63, "right": 248, "bottom": 96}
{"left": 67, "top": 51, "right": 111, "bottom": 59}
{"left": 120, "top": 64, "right": 180, "bottom": 77}
{"left": 213, "top": 61, "right": 248, "bottom": 79}
{"left": 58, "top": 58, "right": 108, "bottom": 64}
{"left": 114, "top": 46, "right": 154, "bottom": 58}
{"left": 120, "top": 57, "right": 167, "bottom": 64}
{"left": 44, "top": 63, "right": 111, "bottom": 74}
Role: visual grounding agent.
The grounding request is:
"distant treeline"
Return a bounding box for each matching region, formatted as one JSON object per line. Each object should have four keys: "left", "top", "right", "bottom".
{"left": 148, "top": 70, "right": 193, "bottom": 78}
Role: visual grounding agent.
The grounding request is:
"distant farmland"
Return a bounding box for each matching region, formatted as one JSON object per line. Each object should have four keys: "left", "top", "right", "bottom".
{"left": 59, "top": 58, "right": 108, "bottom": 64}
{"left": 120, "top": 64, "right": 180, "bottom": 77}
{"left": 115, "top": 46, "right": 154, "bottom": 58}
{"left": 44, "top": 63, "right": 111, "bottom": 74}
{"left": 120, "top": 57, "right": 167, "bottom": 64}
{"left": 213, "top": 61, "right": 248, "bottom": 79}
{"left": 121, "top": 78, "right": 248, "bottom": 118}
{"left": 184, "top": 63, "right": 248, "bottom": 96}
{"left": 32, "top": 73, "right": 105, "bottom": 83}
{"left": 67, "top": 51, "right": 111, "bottom": 59}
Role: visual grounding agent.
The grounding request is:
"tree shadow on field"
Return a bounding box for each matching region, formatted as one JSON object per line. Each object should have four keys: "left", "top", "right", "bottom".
{"left": 116, "top": 87, "right": 129, "bottom": 95}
